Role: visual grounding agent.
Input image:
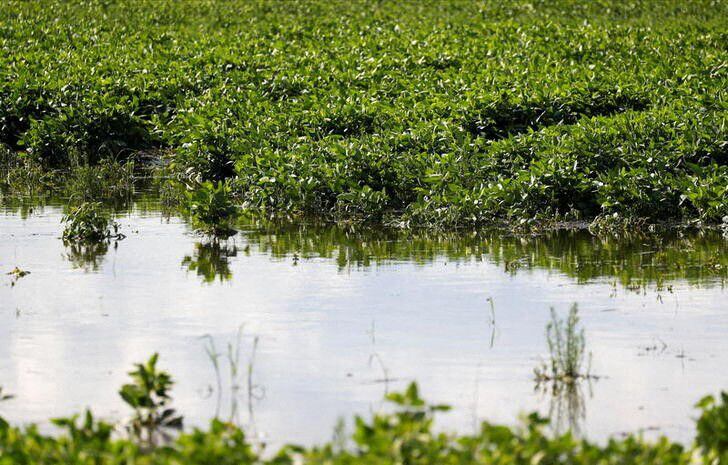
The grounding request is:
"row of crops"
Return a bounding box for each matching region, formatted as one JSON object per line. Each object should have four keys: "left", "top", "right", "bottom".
{"left": 1, "top": 1, "right": 726, "bottom": 226}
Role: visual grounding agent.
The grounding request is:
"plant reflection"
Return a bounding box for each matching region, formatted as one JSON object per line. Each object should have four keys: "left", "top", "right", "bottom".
{"left": 538, "top": 379, "right": 590, "bottom": 437}
{"left": 63, "top": 240, "right": 112, "bottom": 272}
{"left": 239, "top": 219, "right": 727, "bottom": 289}
{"left": 182, "top": 240, "right": 237, "bottom": 284}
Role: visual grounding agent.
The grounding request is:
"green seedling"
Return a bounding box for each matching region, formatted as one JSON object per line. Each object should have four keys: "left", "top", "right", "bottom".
{"left": 119, "top": 353, "right": 182, "bottom": 445}
{"left": 535, "top": 304, "right": 593, "bottom": 384}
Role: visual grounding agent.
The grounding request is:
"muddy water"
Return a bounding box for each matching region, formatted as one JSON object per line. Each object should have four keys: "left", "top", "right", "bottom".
{"left": 1, "top": 202, "right": 726, "bottom": 448}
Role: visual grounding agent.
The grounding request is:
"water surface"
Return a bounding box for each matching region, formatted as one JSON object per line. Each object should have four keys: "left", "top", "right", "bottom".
{"left": 1, "top": 202, "right": 727, "bottom": 448}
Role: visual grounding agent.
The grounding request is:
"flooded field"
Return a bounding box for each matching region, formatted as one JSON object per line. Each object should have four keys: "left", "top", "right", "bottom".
{"left": 1, "top": 201, "right": 727, "bottom": 449}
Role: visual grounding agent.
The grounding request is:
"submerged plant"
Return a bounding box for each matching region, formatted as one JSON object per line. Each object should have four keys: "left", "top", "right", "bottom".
{"left": 0, "top": 387, "right": 13, "bottom": 402}
{"left": 535, "top": 304, "right": 592, "bottom": 383}
{"left": 119, "top": 353, "right": 183, "bottom": 445}
{"left": 200, "top": 327, "right": 263, "bottom": 425}
{"left": 6, "top": 267, "right": 30, "bottom": 287}
{"left": 61, "top": 202, "right": 123, "bottom": 243}
{"left": 2, "top": 158, "right": 59, "bottom": 197}
{"left": 184, "top": 181, "right": 239, "bottom": 237}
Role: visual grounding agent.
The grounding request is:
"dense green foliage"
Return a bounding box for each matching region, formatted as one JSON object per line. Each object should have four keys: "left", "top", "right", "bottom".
{"left": 1, "top": 360, "right": 728, "bottom": 464}
{"left": 61, "top": 202, "right": 120, "bottom": 242}
{"left": 0, "top": 0, "right": 726, "bottom": 226}
{"left": 183, "top": 181, "right": 240, "bottom": 236}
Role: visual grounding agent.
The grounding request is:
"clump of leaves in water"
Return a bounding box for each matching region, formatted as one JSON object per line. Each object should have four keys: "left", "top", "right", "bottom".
{"left": 119, "top": 353, "right": 182, "bottom": 445}
{"left": 62, "top": 202, "right": 122, "bottom": 242}
{"left": 184, "top": 180, "right": 239, "bottom": 237}
{"left": 535, "top": 304, "right": 592, "bottom": 383}
{"left": 6, "top": 267, "right": 30, "bottom": 287}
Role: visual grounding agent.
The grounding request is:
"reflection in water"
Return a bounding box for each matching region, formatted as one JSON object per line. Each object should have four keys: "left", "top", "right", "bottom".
{"left": 200, "top": 328, "right": 264, "bottom": 437}
{"left": 537, "top": 380, "right": 590, "bottom": 437}
{"left": 4, "top": 197, "right": 725, "bottom": 288}
{"left": 63, "top": 239, "right": 112, "bottom": 271}
{"left": 240, "top": 221, "right": 727, "bottom": 288}
{"left": 182, "top": 240, "right": 238, "bottom": 284}
{"left": 1, "top": 202, "right": 728, "bottom": 447}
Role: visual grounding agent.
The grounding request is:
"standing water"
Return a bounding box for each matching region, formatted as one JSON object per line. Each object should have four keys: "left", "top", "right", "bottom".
{"left": 1, "top": 200, "right": 727, "bottom": 448}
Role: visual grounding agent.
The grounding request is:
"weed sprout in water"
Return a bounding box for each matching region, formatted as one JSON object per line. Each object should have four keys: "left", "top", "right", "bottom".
{"left": 535, "top": 304, "right": 592, "bottom": 384}
{"left": 532, "top": 304, "right": 596, "bottom": 435}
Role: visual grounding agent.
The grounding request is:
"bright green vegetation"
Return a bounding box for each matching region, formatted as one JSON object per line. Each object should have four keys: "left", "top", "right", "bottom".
{"left": 183, "top": 181, "right": 240, "bottom": 237}
{"left": 118, "top": 354, "right": 183, "bottom": 445}
{"left": 61, "top": 202, "right": 121, "bottom": 243}
{"left": 0, "top": 354, "right": 727, "bottom": 464}
{"left": 1, "top": 1, "right": 726, "bottom": 227}
{"left": 696, "top": 392, "right": 728, "bottom": 456}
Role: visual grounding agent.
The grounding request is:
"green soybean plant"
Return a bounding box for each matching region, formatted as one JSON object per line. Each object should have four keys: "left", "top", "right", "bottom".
{"left": 119, "top": 353, "right": 183, "bottom": 446}
{"left": 183, "top": 180, "right": 239, "bottom": 238}
{"left": 61, "top": 202, "right": 123, "bottom": 243}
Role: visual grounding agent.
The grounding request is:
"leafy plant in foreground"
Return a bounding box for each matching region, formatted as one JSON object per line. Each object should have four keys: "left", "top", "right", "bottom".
{"left": 119, "top": 353, "right": 183, "bottom": 445}
{"left": 695, "top": 392, "right": 728, "bottom": 458}
{"left": 2, "top": 353, "right": 728, "bottom": 463}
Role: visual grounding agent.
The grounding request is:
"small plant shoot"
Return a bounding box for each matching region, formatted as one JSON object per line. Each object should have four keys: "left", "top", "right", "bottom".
{"left": 535, "top": 304, "right": 594, "bottom": 384}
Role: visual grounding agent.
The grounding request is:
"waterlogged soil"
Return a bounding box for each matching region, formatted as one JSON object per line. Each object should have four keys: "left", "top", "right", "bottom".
{"left": 0, "top": 201, "right": 727, "bottom": 448}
